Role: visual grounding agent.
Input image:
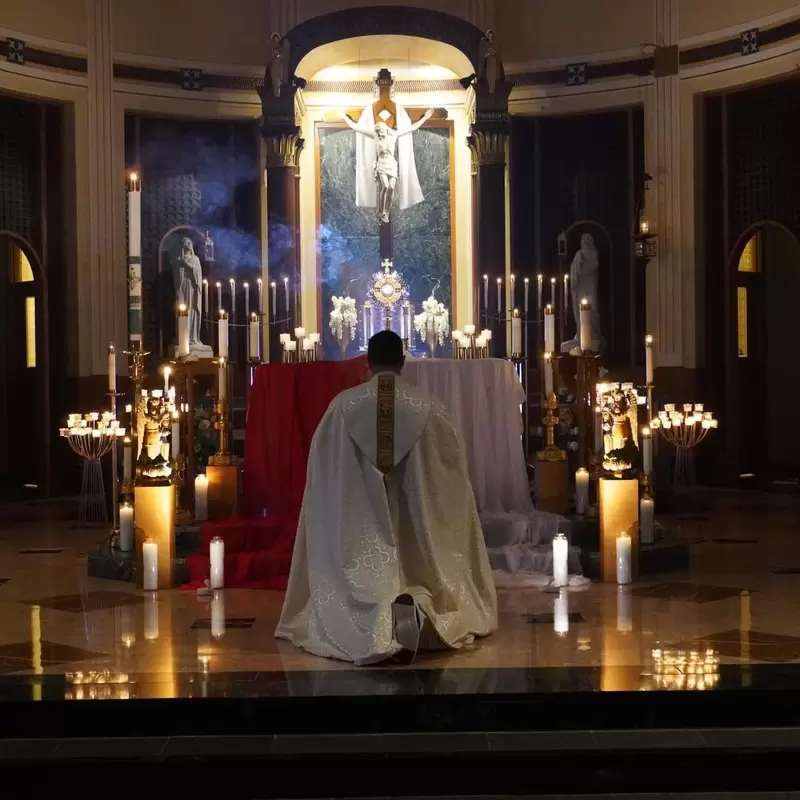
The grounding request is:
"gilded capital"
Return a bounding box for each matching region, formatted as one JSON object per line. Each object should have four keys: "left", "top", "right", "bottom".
{"left": 467, "top": 129, "right": 508, "bottom": 166}
{"left": 264, "top": 131, "right": 304, "bottom": 168}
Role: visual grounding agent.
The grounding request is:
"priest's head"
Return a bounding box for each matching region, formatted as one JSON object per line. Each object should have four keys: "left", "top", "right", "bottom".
{"left": 367, "top": 330, "right": 405, "bottom": 376}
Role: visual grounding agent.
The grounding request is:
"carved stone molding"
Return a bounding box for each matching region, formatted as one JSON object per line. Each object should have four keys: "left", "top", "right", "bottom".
{"left": 263, "top": 131, "right": 304, "bottom": 168}
{"left": 467, "top": 129, "right": 508, "bottom": 166}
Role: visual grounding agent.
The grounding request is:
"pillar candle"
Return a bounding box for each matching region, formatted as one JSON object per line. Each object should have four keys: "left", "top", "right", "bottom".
{"left": 195, "top": 473, "right": 208, "bottom": 521}
{"left": 524, "top": 277, "right": 530, "bottom": 315}
{"left": 645, "top": 334, "right": 654, "bottom": 384}
{"left": 248, "top": 314, "right": 260, "bottom": 361}
{"left": 279, "top": 333, "right": 290, "bottom": 346}
{"left": 163, "top": 365, "right": 171, "bottom": 394}
{"left": 294, "top": 326, "right": 306, "bottom": 339}
{"left": 640, "top": 496, "right": 655, "bottom": 546}
{"left": 171, "top": 412, "right": 180, "bottom": 458}
{"left": 642, "top": 427, "right": 653, "bottom": 475}
{"left": 617, "top": 585, "right": 633, "bottom": 632}
{"left": 575, "top": 468, "right": 589, "bottom": 515}
{"left": 496, "top": 278, "right": 502, "bottom": 315}
{"left": 218, "top": 311, "right": 229, "bottom": 358}
{"left": 244, "top": 282, "right": 250, "bottom": 319}
{"left": 144, "top": 591, "right": 159, "bottom": 640}
{"left": 218, "top": 360, "right": 227, "bottom": 402}
{"left": 511, "top": 311, "right": 522, "bottom": 356}
{"left": 579, "top": 299, "right": 592, "bottom": 352}
{"left": 552, "top": 532, "right": 569, "bottom": 588}
{"left": 210, "top": 536, "right": 225, "bottom": 589}
{"left": 283, "top": 276, "right": 289, "bottom": 312}
{"left": 127, "top": 172, "right": 143, "bottom": 344}
{"left": 123, "top": 437, "right": 132, "bottom": 481}
{"left": 119, "top": 503, "right": 134, "bottom": 552}
{"left": 177, "top": 304, "right": 190, "bottom": 357}
{"left": 211, "top": 590, "right": 225, "bottom": 639}
{"left": 616, "top": 533, "right": 632, "bottom": 585}
{"left": 108, "top": 344, "right": 116, "bottom": 393}
{"left": 229, "top": 277, "right": 236, "bottom": 320}
{"left": 203, "top": 279, "right": 209, "bottom": 315}
{"left": 554, "top": 588, "right": 569, "bottom": 636}
{"left": 215, "top": 281, "right": 222, "bottom": 312}
{"left": 544, "top": 305, "right": 555, "bottom": 352}
{"left": 543, "top": 352, "right": 554, "bottom": 396}
{"left": 285, "top": 340, "right": 297, "bottom": 354}
{"left": 483, "top": 274, "right": 488, "bottom": 310}
{"left": 270, "top": 281, "right": 276, "bottom": 317}
{"left": 142, "top": 539, "right": 158, "bottom": 591}
{"left": 550, "top": 276, "right": 556, "bottom": 309}
{"left": 537, "top": 274, "right": 543, "bottom": 313}
{"left": 463, "top": 324, "right": 476, "bottom": 336}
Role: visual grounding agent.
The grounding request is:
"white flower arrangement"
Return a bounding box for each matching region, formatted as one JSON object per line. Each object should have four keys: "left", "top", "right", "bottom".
{"left": 329, "top": 295, "right": 358, "bottom": 341}
{"left": 413, "top": 296, "right": 450, "bottom": 346}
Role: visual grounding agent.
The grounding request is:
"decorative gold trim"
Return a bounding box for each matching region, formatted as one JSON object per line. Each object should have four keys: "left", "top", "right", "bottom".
{"left": 467, "top": 130, "right": 508, "bottom": 166}
{"left": 376, "top": 375, "right": 395, "bottom": 475}
{"left": 264, "top": 132, "right": 304, "bottom": 168}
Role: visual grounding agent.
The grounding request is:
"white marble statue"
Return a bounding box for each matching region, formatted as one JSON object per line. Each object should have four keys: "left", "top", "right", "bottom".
{"left": 477, "top": 29, "right": 502, "bottom": 94}
{"left": 267, "top": 32, "right": 289, "bottom": 98}
{"left": 561, "top": 233, "right": 605, "bottom": 354}
{"left": 340, "top": 106, "right": 433, "bottom": 224}
{"left": 172, "top": 237, "right": 212, "bottom": 357}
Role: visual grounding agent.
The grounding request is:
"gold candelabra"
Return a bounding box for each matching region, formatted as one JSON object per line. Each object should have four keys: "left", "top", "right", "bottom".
{"left": 539, "top": 392, "right": 566, "bottom": 461}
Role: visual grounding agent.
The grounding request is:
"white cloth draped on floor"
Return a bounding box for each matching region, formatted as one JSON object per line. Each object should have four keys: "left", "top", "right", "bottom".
{"left": 276, "top": 374, "right": 498, "bottom": 665}
{"left": 402, "top": 357, "right": 584, "bottom": 588}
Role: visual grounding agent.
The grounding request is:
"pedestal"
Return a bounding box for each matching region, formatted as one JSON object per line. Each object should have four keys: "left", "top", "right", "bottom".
{"left": 207, "top": 464, "right": 239, "bottom": 521}
{"left": 535, "top": 449, "right": 569, "bottom": 515}
{"left": 598, "top": 478, "right": 639, "bottom": 583}
{"left": 134, "top": 484, "right": 176, "bottom": 589}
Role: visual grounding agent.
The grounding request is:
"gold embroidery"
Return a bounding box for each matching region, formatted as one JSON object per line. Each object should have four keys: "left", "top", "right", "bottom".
{"left": 376, "top": 374, "right": 395, "bottom": 474}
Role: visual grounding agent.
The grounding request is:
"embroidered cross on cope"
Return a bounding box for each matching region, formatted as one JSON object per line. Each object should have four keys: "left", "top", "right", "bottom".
{"left": 376, "top": 374, "right": 395, "bottom": 475}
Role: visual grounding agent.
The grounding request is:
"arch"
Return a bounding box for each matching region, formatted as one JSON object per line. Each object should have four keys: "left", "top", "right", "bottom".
{"left": 726, "top": 220, "right": 800, "bottom": 273}
{"left": 0, "top": 230, "right": 50, "bottom": 497}
{"left": 286, "top": 6, "right": 484, "bottom": 78}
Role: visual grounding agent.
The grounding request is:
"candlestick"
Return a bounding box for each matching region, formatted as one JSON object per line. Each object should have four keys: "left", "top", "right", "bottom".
{"left": 579, "top": 298, "right": 591, "bottom": 352}
{"left": 249, "top": 313, "right": 261, "bottom": 362}
{"left": 640, "top": 496, "right": 655, "bottom": 546}
{"left": 544, "top": 305, "right": 555, "bottom": 352}
{"left": 211, "top": 590, "right": 225, "bottom": 639}
{"left": 483, "top": 274, "right": 488, "bottom": 310}
{"left": 552, "top": 532, "right": 568, "bottom": 588}
{"left": 195, "top": 473, "right": 208, "bottom": 521}
{"left": 511, "top": 309, "right": 522, "bottom": 357}
{"left": 127, "top": 171, "right": 143, "bottom": 345}
{"left": 283, "top": 276, "right": 289, "bottom": 313}
{"left": 543, "top": 351, "right": 554, "bottom": 396}
{"left": 229, "top": 277, "right": 236, "bottom": 320}
{"left": 616, "top": 533, "right": 632, "bottom": 585}
{"left": 216, "top": 281, "right": 222, "bottom": 312}
{"left": 645, "top": 334, "right": 654, "bottom": 384}
{"left": 210, "top": 536, "right": 225, "bottom": 589}
{"left": 496, "top": 277, "right": 502, "bottom": 315}
{"left": 524, "top": 277, "right": 530, "bottom": 315}
{"left": 642, "top": 427, "right": 653, "bottom": 475}
{"left": 537, "top": 274, "right": 543, "bottom": 313}
{"left": 108, "top": 343, "right": 116, "bottom": 393}
{"left": 142, "top": 539, "right": 158, "bottom": 591}
{"left": 177, "top": 304, "right": 190, "bottom": 357}
{"left": 575, "top": 468, "right": 589, "bottom": 515}
{"left": 554, "top": 588, "right": 569, "bottom": 636}
{"left": 119, "top": 502, "right": 134, "bottom": 552}
{"left": 218, "top": 311, "right": 229, "bottom": 359}
{"left": 218, "top": 358, "right": 227, "bottom": 402}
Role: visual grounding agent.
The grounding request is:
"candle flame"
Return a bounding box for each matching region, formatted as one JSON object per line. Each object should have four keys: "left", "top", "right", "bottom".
{"left": 496, "top": 277, "right": 502, "bottom": 284}
{"left": 178, "top": 303, "right": 187, "bottom": 312}
{"left": 128, "top": 171, "right": 138, "bottom": 182}
{"left": 271, "top": 281, "right": 276, "bottom": 288}
{"left": 544, "top": 351, "right": 552, "bottom": 362}
{"left": 215, "top": 281, "right": 221, "bottom": 288}
{"left": 642, "top": 427, "right": 651, "bottom": 437}
{"left": 524, "top": 277, "right": 529, "bottom": 284}
{"left": 219, "top": 309, "right": 227, "bottom": 319}
{"left": 551, "top": 277, "right": 556, "bottom": 284}
{"left": 645, "top": 334, "right": 654, "bottom": 344}
{"left": 202, "top": 279, "right": 208, "bottom": 286}
{"left": 163, "top": 365, "right": 171, "bottom": 377}
{"left": 283, "top": 277, "right": 288, "bottom": 284}
{"left": 243, "top": 281, "right": 249, "bottom": 288}
{"left": 483, "top": 274, "right": 488, "bottom": 279}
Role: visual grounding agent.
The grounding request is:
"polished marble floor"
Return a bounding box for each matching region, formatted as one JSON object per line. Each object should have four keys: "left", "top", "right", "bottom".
{"left": 2, "top": 491, "right": 800, "bottom": 699}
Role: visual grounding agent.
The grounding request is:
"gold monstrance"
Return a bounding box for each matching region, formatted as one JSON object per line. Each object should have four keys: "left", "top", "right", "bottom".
{"left": 371, "top": 258, "right": 406, "bottom": 331}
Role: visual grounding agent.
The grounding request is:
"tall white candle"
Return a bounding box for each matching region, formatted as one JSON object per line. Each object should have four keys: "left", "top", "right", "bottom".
{"left": 363, "top": 304, "right": 370, "bottom": 345}
{"left": 645, "top": 334, "right": 654, "bottom": 384}
{"left": 218, "top": 311, "right": 229, "bottom": 359}
{"left": 496, "top": 277, "right": 502, "bottom": 315}
{"left": 407, "top": 304, "right": 413, "bottom": 342}
{"left": 119, "top": 503, "right": 134, "bottom": 552}
{"left": 575, "top": 468, "right": 589, "bottom": 515}
{"left": 229, "top": 277, "right": 236, "bottom": 320}
{"left": 511, "top": 312, "right": 522, "bottom": 356}
{"left": 400, "top": 303, "right": 406, "bottom": 338}
{"left": 642, "top": 427, "right": 653, "bottom": 475}
{"left": 524, "top": 277, "right": 530, "bottom": 315}
{"left": 617, "top": 585, "right": 633, "bottom": 632}
{"left": 554, "top": 588, "right": 569, "bottom": 636}
{"left": 142, "top": 539, "right": 158, "bottom": 591}
{"left": 550, "top": 276, "right": 556, "bottom": 309}
{"left": 216, "top": 281, "right": 222, "bottom": 312}
{"left": 127, "top": 173, "right": 143, "bottom": 344}
{"left": 210, "top": 536, "right": 225, "bottom": 589}
{"left": 163, "top": 365, "right": 171, "bottom": 394}
{"left": 640, "top": 496, "right": 655, "bottom": 546}
{"left": 257, "top": 278, "right": 263, "bottom": 316}
{"left": 510, "top": 274, "right": 516, "bottom": 309}
{"left": 483, "top": 274, "right": 488, "bottom": 310}
{"left": 544, "top": 352, "right": 554, "bottom": 396}
{"left": 123, "top": 437, "right": 132, "bottom": 481}
{"left": 244, "top": 282, "right": 250, "bottom": 319}
{"left": 270, "top": 281, "right": 276, "bottom": 317}
{"left": 195, "top": 473, "right": 208, "bottom": 521}
{"left": 579, "top": 298, "right": 592, "bottom": 352}
{"left": 552, "top": 532, "right": 569, "bottom": 588}
{"left": 283, "top": 276, "right": 289, "bottom": 312}
{"left": 211, "top": 590, "right": 225, "bottom": 639}
{"left": 537, "top": 274, "right": 543, "bottom": 313}
{"left": 563, "top": 274, "right": 569, "bottom": 315}
{"left": 144, "top": 591, "right": 159, "bottom": 640}
{"left": 177, "top": 305, "right": 190, "bottom": 357}
{"left": 171, "top": 412, "right": 180, "bottom": 458}
{"left": 249, "top": 314, "right": 260, "bottom": 361}
{"left": 218, "top": 359, "right": 227, "bottom": 402}
{"left": 108, "top": 344, "right": 116, "bottom": 393}
{"left": 544, "top": 305, "right": 555, "bottom": 352}
{"left": 203, "top": 279, "right": 209, "bottom": 316}
{"left": 616, "top": 533, "right": 632, "bottom": 585}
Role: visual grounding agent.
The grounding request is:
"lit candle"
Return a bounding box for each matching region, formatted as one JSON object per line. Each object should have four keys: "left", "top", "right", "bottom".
{"left": 218, "top": 358, "right": 227, "bottom": 402}
{"left": 406, "top": 304, "right": 413, "bottom": 342}
{"left": 127, "top": 171, "right": 143, "bottom": 345}
{"left": 215, "top": 281, "right": 222, "bottom": 312}
{"left": 550, "top": 276, "right": 556, "bottom": 309}
{"left": 544, "top": 305, "right": 555, "bottom": 352}
{"left": 554, "top": 588, "right": 569, "bottom": 636}
{"left": 552, "top": 532, "right": 568, "bottom": 588}
{"left": 579, "top": 298, "right": 592, "bottom": 352}
{"left": 123, "top": 436, "right": 132, "bottom": 481}
{"left": 617, "top": 585, "right": 633, "bottom": 632}
{"left": 537, "top": 274, "right": 543, "bottom": 313}
{"left": 616, "top": 532, "right": 632, "bottom": 585}
{"left": 248, "top": 313, "right": 260, "bottom": 362}
{"left": 640, "top": 496, "right": 655, "bottom": 546}
{"left": 195, "top": 473, "right": 208, "bottom": 521}
{"left": 210, "top": 536, "right": 225, "bottom": 590}
{"left": 496, "top": 277, "right": 502, "bottom": 315}
{"left": 256, "top": 278, "right": 262, "bottom": 316}
{"left": 543, "top": 351, "right": 554, "bottom": 396}
{"left": 400, "top": 302, "right": 406, "bottom": 339}
{"left": 211, "top": 590, "right": 225, "bottom": 639}
{"left": 283, "top": 276, "right": 289, "bottom": 312}
{"left": 171, "top": 410, "right": 180, "bottom": 458}
{"left": 575, "top": 467, "right": 589, "bottom": 515}
{"left": 285, "top": 340, "right": 297, "bottom": 356}
{"left": 203, "top": 279, "right": 209, "bottom": 315}
{"left": 177, "top": 304, "right": 190, "bottom": 357}
{"left": 119, "top": 502, "right": 134, "bottom": 552}
{"left": 563, "top": 273, "right": 569, "bottom": 316}
{"left": 229, "top": 277, "right": 236, "bottom": 320}
{"left": 475, "top": 335, "right": 487, "bottom": 356}
{"left": 163, "top": 365, "right": 171, "bottom": 394}
{"left": 642, "top": 427, "right": 653, "bottom": 475}
{"left": 483, "top": 274, "right": 488, "bottom": 310}
{"left": 524, "top": 277, "right": 530, "bottom": 315}
{"left": 270, "top": 281, "right": 276, "bottom": 317}
{"left": 510, "top": 274, "right": 516, "bottom": 309}
{"left": 144, "top": 591, "right": 159, "bottom": 640}
{"left": 244, "top": 282, "right": 250, "bottom": 319}
{"left": 218, "top": 311, "right": 229, "bottom": 359}
{"left": 142, "top": 539, "right": 158, "bottom": 591}
{"left": 294, "top": 326, "right": 306, "bottom": 339}
{"left": 511, "top": 310, "right": 522, "bottom": 356}
{"left": 302, "top": 337, "right": 313, "bottom": 361}
{"left": 645, "top": 334, "right": 654, "bottom": 384}
{"left": 108, "top": 343, "right": 116, "bottom": 393}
